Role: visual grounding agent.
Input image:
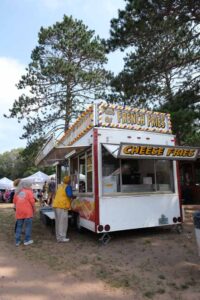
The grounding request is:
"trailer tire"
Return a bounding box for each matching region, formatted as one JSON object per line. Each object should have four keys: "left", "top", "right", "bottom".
{"left": 76, "top": 214, "right": 83, "bottom": 232}
{"left": 40, "top": 211, "right": 48, "bottom": 225}
{"left": 176, "top": 224, "right": 183, "bottom": 234}
{"left": 69, "top": 211, "right": 75, "bottom": 227}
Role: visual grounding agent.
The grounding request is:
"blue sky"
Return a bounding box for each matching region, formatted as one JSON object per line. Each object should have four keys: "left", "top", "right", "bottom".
{"left": 0, "top": 0, "right": 125, "bottom": 154}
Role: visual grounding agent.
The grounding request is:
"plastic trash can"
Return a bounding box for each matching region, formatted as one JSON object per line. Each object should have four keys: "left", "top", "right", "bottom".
{"left": 193, "top": 211, "right": 200, "bottom": 256}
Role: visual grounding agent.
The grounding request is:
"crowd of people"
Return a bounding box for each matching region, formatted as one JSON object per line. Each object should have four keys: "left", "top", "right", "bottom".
{"left": 0, "top": 189, "right": 14, "bottom": 203}
{"left": 42, "top": 177, "right": 56, "bottom": 206}
{"left": 10, "top": 176, "right": 73, "bottom": 246}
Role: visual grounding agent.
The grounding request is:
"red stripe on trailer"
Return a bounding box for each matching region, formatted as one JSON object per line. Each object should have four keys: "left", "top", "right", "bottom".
{"left": 93, "top": 128, "right": 99, "bottom": 232}
{"left": 174, "top": 137, "right": 183, "bottom": 221}
{"left": 176, "top": 160, "right": 183, "bottom": 221}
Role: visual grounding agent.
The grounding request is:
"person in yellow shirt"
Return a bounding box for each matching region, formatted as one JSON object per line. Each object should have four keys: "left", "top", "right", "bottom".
{"left": 53, "top": 176, "right": 72, "bottom": 242}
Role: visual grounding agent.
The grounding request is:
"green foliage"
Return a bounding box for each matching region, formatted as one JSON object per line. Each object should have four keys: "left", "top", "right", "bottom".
{"left": 160, "top": 90, "right": 200, "bottom": 145}
{"left": 19, "top": 139, "right": 55, "bottom": 176}
{"left": 107, "top": 0, "right": 200, "bottom": 144}
{"left": 5, "top": 15, "right": 110, "bottom": 141}
{"left": 0, "top": 149, "right": 25, "bottom": 179}
{"left": 0, "top": 142, "right": 54, "bottom": 179}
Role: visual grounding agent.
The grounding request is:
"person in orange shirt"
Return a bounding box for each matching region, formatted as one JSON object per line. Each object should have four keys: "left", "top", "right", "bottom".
{"left": 13, "top": 180, "right": 35, "bottom": 246}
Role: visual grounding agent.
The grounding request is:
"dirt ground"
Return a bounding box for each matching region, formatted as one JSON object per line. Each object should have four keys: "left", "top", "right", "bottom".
{"left": 0, "top": 204, "right": 200, "bottom": 300}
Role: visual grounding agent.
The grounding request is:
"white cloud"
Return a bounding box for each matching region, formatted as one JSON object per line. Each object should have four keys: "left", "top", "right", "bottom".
{"left": 24, "top": 0, "right": 66, "bottom": 10}
{"left": 0, "top": 57, "right": 25, "bottom": 110}
{"left": 36, "top": 0, "right": 124, "bottom": 13}
{"left": 0, "top": 57, "right": 26, "bottom": 153}
{"left": 69, "top": 0, "right": 124, "bottom": 36}
{"left": 40, "top": 0, "right": 65, "bottom": 9}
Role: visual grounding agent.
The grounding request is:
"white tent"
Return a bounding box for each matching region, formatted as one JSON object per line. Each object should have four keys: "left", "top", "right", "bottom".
{"left": 0, "top": 177, "right": 13, "bottom": 190}
{"left": 48, "top": 174, "right": 56, "bottom": 180}
{"left": 22, "top": 171, "right": 50, "bottom": 189}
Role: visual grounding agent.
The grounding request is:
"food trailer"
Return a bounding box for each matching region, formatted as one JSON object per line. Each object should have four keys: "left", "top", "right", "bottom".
{"left": 36, "top": 102, "right": 199, "bottom": 241}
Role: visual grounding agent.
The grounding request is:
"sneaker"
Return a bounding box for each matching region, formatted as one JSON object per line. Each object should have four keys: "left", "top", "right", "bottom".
{"left": 24, "top": 240, "right": 34, "bottom": 246}
{"left": 62, "top": 238, "right": 70, "bottom": 242}
{"left": 57, "top": 238, "right": 70, "bottom": 243}
{"left": 16, "top": 241, "right": 21, "bottom": 246}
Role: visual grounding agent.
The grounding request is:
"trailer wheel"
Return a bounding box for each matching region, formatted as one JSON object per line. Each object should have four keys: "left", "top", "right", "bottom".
{"left": 76, "top": 214, "right": 83, "bottom": 232}
{"left": 40, "top": 211, "right": 48, "bottom": 225}
{"left": 175, "top": 224, "right": 183, "bottom": 234}
{"left": 69, "top": 211, "right": 75, "bottom": 227}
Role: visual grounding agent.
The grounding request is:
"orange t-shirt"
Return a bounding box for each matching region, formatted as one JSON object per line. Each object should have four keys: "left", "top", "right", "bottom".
{"left": 13, "top": 188, "right": 35, "bottom": 219}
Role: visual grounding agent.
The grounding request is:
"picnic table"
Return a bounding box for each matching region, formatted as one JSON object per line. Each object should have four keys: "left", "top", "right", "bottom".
{"left": 40, "top": 207, "right": 72, "bottom": 231}
{"left": 40, "top": 206, "right": 55, "bottom": 226}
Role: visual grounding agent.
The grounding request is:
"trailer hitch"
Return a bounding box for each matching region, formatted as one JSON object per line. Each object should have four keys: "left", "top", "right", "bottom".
{"left": 99, "top": 233, "right": 111, "bottom": 245}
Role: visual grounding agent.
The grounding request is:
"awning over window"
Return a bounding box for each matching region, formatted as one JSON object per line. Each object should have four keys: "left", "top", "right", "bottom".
{"left": 36, "top": 145, "right": 89, "bottom": 166}
{"left": 103, "top": 144, "right": 120, "bottom": 158}
{"left": 102, "top": 143, "right": 200, "bottom": 161}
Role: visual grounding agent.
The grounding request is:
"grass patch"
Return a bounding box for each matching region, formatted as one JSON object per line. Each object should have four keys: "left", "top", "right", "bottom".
{"left": 80, "top": 256, "right": 89, "bottom": 264}
{"left": 157, "top": 288, "right": 165, "bottom": 294}
{"left": 158, "top": 274, "right": 165, "bottom": 280}
{"left": 143, "top": 290, "right": 155, "bottom": 298}
{"left": 167, "top": 282, "right": 178, "bottom": 289}
{"left": 143, "top": 239, "right": 151, "bottom": 245}
{"left": 111, "top": 276, "right": 130, "bottom": 288}
{"left": 1, "top": 204, "right": 200, "bottom": 298}
{"left": 96, "top": 267, "right": 110, "bottom": 279}
{"left": 180, "top": 283, "right": 189, "bottom": 290}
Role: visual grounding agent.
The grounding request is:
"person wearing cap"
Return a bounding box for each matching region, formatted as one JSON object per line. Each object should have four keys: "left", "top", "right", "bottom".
{"left": 52, "top": 176, "right": 73, "bottom": 242}
{"left": 47, "top": 177, "right": 56, "bottom": 206}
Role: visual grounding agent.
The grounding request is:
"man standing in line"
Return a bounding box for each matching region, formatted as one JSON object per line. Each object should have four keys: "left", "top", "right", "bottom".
{"left": 52, "top": 176, "right": 72, "bottom": 243}
{"left": 47, "top": 177, "right": 56, "bottom": 206}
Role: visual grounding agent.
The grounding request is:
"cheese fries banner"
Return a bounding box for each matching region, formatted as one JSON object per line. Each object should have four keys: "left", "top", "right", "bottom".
{"left": 119, "top": 144, "right": 199, "bottom": 160}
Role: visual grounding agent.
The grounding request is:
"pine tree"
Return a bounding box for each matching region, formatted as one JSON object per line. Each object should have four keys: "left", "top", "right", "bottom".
{"left": 107, "top": 0, "right": 200, "bottom": 144}
{"left": 5, "top": 15, "right": 110, "bottom": 141}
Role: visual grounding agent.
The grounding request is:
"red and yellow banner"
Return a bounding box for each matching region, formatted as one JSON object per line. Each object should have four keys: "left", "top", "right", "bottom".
{"left": 98, "top": 103, "right": 172, "bottom": 134}
{"left": 119, "top": 144, "right": 199, "bottom": 160}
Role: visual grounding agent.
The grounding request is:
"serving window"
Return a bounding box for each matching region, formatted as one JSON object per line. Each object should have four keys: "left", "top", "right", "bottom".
{"left": 102, "top": 146, "right": 120, "bottom": 193}
{"left": 79, "top": 154, "right": 86, "bottom": 192}
{"left": 70, "top": 157, "right": 78, "bottom": 192}
{"left": 102, "top": 146, "right": 174, "bottom": 194}
{"left": 70, "top": 150, "right": 93, "bottom": 193}
{"left": 155, "top": 160, "right": 174, "bottom": 191}
{"left": 87, "top": 153, "right": 93, "bottom": 192}
{"left": 60, "top": 165, "right": 69, "bottom": 183}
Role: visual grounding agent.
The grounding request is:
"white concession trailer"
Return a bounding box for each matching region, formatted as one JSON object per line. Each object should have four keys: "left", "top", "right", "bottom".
{"left": 36, "top": 103, "right": 199, "bottom": 241}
